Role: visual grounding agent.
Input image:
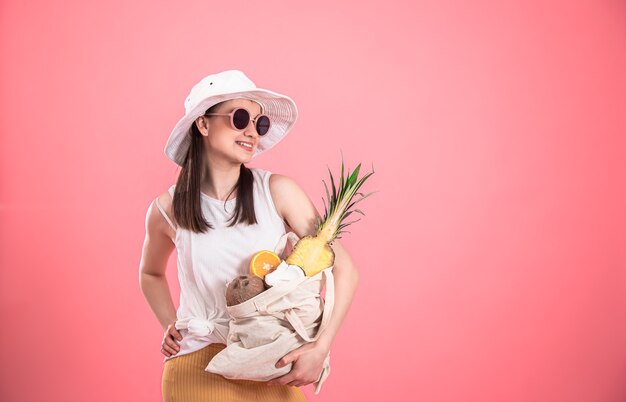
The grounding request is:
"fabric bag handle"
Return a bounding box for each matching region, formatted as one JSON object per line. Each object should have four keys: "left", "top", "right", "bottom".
{"left": 282, "top": 267, "right": 335, "bottom": 342}
{"left": 227, "top": 269, "right": 312, "bottom": 317}
{"left": 228, "top": 267, "right": 335, "bottom": 336}
{"left": 272, "top": 231, "right": 335, "bottom": 342}
{"left": 273, "top": 231, "right": 301, "bottom": 258}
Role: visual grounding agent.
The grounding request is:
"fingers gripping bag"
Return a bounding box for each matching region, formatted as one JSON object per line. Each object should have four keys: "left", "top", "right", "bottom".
{"left": 206, "top": 231, "right": 335, "bottom": 395}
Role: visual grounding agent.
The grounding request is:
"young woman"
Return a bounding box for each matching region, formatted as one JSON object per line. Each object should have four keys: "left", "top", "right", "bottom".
{"left": 139, "top": 70, "right": 359, "bottom": 401}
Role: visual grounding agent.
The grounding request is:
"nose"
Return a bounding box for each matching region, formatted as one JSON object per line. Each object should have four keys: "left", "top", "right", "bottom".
{"left": 244, "top": 121, "right": 260, "bottom": 138}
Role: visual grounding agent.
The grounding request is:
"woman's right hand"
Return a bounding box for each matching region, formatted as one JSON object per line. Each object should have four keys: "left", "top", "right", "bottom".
{"left": 161, "top": 322, "right": 183, "bottom": 357}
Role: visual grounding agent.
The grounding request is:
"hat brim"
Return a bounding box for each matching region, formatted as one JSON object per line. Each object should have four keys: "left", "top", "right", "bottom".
{"left": 164, "top": 89, "right": 298, "bottom": 166}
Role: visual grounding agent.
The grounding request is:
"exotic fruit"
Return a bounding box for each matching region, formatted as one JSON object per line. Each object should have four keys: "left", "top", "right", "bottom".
{"left": 286, "top": 155, "right": 375, "bottom": 277}
{"left": 225, "top": 275, "right": 267, "bottom": 306}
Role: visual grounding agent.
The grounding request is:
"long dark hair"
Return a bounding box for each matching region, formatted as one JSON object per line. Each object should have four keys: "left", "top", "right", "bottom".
{"left": 171, "top": 102, "right": 258, "bottom": 233}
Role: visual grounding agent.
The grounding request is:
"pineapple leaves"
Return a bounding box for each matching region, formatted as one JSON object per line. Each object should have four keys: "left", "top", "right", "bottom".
{"left": 345, "top": 190, "right": 377, "bottom": 212}
{"left": 321, "top": 179, "right": 330, "bottom": 219}
{"left": 342, "top": 209, "right": 366, "bottom": 220}
{"left": 340, "top": 157, "right": 345, "bottom": 197}
{"left": 316, "top": 153, "right": 375, "bottom": 242}
{"left": 348, "top": 164, "right": 361, "bottom": 186}
{"left": 338, "top": 219, "right": 361, "bottom": 230}
{"left": 327, "top": 166, "right": 337, "bottom": 211}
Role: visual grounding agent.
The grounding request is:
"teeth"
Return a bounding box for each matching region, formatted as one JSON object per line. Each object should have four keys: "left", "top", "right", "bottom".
{"left": 237, "top": 141, "right": 252, "bottom": 149}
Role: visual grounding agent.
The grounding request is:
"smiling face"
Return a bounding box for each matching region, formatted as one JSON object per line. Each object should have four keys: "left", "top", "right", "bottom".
{"left": 195, "top": 98, "right": 264, "bottom": 166}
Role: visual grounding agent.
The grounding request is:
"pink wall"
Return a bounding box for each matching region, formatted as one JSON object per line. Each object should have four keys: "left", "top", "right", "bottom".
{"left": 1, "top": 0, "right": 625, "bottom": 401}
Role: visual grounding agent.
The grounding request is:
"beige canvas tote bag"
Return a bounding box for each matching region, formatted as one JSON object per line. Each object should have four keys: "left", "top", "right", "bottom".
{"left": 206, "top": 232, "right": 335, "bottom": 394}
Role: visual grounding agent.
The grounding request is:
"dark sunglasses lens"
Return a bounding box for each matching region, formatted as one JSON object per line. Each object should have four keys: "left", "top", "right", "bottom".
{"left": 232, "top": 108, "right": 250, "bottom": 130}
{"left": 256, "top": 115, "right": 270, "bottom": 135}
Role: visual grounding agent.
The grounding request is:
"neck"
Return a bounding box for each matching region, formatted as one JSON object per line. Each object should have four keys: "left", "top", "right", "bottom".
{"left": 201, "top": 161, "right": 242, "bottom": 201}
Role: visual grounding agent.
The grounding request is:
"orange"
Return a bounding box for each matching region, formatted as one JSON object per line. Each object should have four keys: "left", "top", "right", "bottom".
{"left": 249, "top": 250, "right": 282, "bottom": 279}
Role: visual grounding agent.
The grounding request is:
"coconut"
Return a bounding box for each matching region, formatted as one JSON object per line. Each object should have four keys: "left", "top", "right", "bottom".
{"left": 226, "top": 275, "right": 267, "bottom": 306}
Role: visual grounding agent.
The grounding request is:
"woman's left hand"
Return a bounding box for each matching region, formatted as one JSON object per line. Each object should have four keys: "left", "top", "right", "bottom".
{"left": 266, "top": 341, "right": 329, "bottom": 388}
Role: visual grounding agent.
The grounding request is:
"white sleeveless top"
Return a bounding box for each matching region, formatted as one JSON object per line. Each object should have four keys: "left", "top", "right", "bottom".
{"left": 154, "top": 168, "right": 287, "bottom": 362}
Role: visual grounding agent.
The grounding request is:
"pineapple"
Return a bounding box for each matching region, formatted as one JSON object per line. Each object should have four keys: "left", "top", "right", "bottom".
{"left": 285, "top": 155, "right": 376, "bottom": 276}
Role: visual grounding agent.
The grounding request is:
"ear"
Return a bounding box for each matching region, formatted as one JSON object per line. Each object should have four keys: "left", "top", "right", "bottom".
{"left": 195, "top": 115, "right": 210, "bottom": 136}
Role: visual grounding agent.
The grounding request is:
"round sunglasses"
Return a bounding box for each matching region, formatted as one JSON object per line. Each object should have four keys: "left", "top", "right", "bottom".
{"left": 204, "top": 107, "right": 271, "bottom": 136}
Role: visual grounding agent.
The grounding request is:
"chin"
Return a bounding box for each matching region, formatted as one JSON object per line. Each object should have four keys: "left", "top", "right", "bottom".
{"left": 235, "top": 148, "right": 255, "bottom": 160}
{"left": 232, "top": 154, "right": 253, "bottom": 165}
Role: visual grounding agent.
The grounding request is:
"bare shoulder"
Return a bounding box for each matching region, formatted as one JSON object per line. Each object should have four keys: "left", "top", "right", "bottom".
{"left": 147, "top": 190, "right": 177, "bottom": 243}
{"left": 268, "top": 173, "right": 298, "bottom": 219}
{"left": 155, "top": 190, "right": 174, "bottom": 216}
{"left": 269, "top": 173, "right": 321, "bottom": 239}
{"left": 140, "top": 191, "right": 176, "bottom": 276}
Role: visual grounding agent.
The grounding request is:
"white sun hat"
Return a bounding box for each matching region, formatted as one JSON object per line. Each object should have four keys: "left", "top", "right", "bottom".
{"left": 164, "top": 69, "right": 298, "bottom": 166}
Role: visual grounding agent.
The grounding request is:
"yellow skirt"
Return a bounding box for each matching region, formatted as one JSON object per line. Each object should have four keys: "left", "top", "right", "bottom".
{"left": 162, "top": 343, "right": 307, "bottom": 402}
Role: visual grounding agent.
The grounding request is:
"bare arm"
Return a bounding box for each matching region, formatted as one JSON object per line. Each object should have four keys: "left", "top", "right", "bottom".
{"left": 270, "top": 174, "right": 360, "bottom": 353}
{"left": 138, "top": 194, "right": 178, "bottom": 331}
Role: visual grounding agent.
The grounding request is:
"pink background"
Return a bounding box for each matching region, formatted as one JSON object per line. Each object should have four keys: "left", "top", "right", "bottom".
{"left": 1, "top": 0, "right": 625, "bottom": 401}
